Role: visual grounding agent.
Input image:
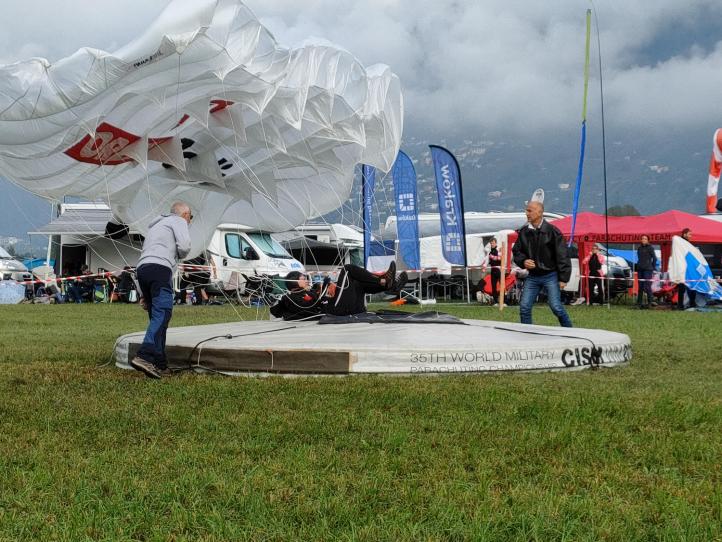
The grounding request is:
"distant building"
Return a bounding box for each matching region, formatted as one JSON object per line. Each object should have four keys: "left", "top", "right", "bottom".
{"left": 29, "top": 203, "right": 143, "bottom": 276}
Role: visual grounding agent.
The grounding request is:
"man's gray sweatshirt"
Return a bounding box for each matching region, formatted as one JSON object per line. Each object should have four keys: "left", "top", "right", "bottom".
{"left": 137, "top": 214, "right": 191, "bottom": 272}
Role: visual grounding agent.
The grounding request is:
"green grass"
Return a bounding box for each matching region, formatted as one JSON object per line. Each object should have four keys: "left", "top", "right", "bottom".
{"left": 0, "top": 302, "right": 720, "bottom": 541}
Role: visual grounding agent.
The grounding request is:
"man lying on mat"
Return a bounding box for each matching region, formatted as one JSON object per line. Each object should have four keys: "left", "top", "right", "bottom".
{"left": 270, "top": 263, "right": 408, "bottom": 320}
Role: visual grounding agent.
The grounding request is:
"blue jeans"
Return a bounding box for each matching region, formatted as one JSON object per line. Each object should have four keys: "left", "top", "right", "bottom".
{"left": 136, "top": 264, "right": 174, "bottom": 369}
{"left": 520, "top": 271, "right": 573, "bottom": 327}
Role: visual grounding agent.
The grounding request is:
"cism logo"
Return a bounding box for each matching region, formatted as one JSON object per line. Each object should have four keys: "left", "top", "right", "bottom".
{"left": 445, "top": 232, "right": 462, "bottom": 252}
{"left": 398, "top": 193, "right": 415, "bottom": 212}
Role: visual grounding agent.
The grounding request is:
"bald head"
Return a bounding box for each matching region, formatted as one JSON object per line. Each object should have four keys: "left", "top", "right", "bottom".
{"left": 171, "top": 201, "right": 189, "bottom": 215}
{"left": 170, "top": 201, "right": 192, "bottom": 224}
{"left": 525, "top": 201, "right": 544, "bottom": 226}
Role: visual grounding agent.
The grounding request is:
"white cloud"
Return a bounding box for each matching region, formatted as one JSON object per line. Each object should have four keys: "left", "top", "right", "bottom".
{"left": 0, "top": 1, "right": 170, "bottom": 63}
{"left": 1, "top": 0, "right": 720, "bottom": 136}
{"left": 252, "top": 0, "right": 722, "bottom": 134}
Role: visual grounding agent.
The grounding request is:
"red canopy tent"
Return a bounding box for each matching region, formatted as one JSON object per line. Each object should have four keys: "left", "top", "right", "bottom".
{"left": 551, "top": 210, "right": 722, "bottom": 245}
{"left": 550, "top": 210, "right": 722, "bottom": 272}
{"left": 504, "top": 210, "right": 722, "bottom": 299}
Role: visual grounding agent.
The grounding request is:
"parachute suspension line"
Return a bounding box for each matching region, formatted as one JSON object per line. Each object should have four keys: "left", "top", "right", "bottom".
{"left": 292, "top": 136, "right": 352, "bottom": 273}
{"left": 265, "top": 114, "right": 347, "bottom": 273}
{"left": 211, "top": 78, "right": 275, "bottom": 317}
{"left": 175, "top": 53, "right": 182, "bottom": 135}
{"left": 191, "top": 109, "right": 326, "bottom": 306}
{"left": 591, "top": 2, "right": 611, "bottom": 309}
{"left": 220, "top": 78, "right": 244, "bottom": 162}
{"left": 205, "top": 82, "right": 342, "bottom": 313}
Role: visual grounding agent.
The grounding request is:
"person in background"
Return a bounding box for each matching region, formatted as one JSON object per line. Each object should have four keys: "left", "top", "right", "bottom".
{"left": 64, "top": 265, "right": 90, "bottom": 303}
{"left": 482, "top": 238, "right": 503, "bottom": 305}
{"left": 115, "top": 266, "right": 137, "bottom": 303}
{"left": 177, "top": 251, "right": 212, "bottom": 305}
{"left": 512, "top": 201, "right": 573, "bottom": 327}
{"left": 583, "top": 244, "right": 606, "bottom": 305}
{"left": 676, "top": 228, "right": 697, "bottom": 310}
{"left": 130, "top": 202, "right": 192, "bottom": 379}
{"left": 636, "top": 234, "right": 656, "bottom": 309}
{"left": 78, "top": 264, "right": 95, "bottom": 302}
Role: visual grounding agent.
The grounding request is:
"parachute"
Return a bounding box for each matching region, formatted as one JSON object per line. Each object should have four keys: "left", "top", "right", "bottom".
{"left": 530, "top": 188, "right": 545, "bottom": 204}
{"left": 0, "top": 0, "right": 403, "bottom": 255}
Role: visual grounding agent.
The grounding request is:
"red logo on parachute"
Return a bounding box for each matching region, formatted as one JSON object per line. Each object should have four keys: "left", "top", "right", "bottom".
{"left": 65, "top": 101, "right": 236, "bottom": 165}
{"left": 210, "top": 99, "right": 234, "bottom": 113}
{"left": 65, "top": 123, "right": 140, "bottom": 165}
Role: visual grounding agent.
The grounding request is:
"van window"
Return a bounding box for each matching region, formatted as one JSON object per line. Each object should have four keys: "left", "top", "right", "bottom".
{"left": 248, "top": 233, "right": 292, "bottom": 259}
{"left": 225, "top": 233, "right": 252, "bottom": 259}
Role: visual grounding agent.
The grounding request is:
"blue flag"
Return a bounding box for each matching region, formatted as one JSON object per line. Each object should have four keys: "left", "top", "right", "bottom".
{"left": 392, "top": 151, "right": 420, "bottom": 270}
{"left": 430, "top": 145, "right": 467, "bottom": 266}
{"left": 361, "top": 164, "right": 376, "bottom": 268}
{"left": 569, "top": 120, "right": 587, "bottom": 246}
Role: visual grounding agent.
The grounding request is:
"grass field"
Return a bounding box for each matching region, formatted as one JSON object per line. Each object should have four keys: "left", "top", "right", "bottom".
{"left": 0, "top": 301, "right": 720, "bottom": 541}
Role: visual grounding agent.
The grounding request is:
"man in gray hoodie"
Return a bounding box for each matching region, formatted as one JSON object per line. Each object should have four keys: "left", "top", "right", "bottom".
{"left": 130, "top": 202, "right": 192, "bottom": 379}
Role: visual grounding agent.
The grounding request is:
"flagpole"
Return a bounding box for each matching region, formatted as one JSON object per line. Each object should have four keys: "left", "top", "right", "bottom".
{"left": 456, "top": 161, "right": 470, "bottom": 304}
{"left": 569, "top": 9, "right": 592, "bottom": 249}
{"left": 361, "top": 165, "right": 368, "bottom": 269}
{"left": 591, "top": 7, "right": 611, "bottom": 309}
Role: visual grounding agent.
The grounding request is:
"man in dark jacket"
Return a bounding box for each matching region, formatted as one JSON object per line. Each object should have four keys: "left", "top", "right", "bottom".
{"left": 512, "top": 201, "right": 573, "bottom": 327}
{"left": 636, "top": 234, "right": 656, "bottom": 308}
{"left": 676, "top": 228, "right": 697, "bottom": 310}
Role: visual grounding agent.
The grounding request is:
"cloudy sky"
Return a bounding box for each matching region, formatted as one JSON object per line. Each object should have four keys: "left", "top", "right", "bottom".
{"left": 1, "top": 0, "right": 721, "bottom": 236}
{"left": 2, "top": 0, "right": 721, "bottom": 137}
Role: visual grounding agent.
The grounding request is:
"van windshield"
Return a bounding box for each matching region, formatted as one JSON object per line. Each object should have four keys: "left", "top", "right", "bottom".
{"left": 0, "top": 247, "right": 13, "bottom": 259}
{"left": 248, "top": 233, "right": 293, "bottom": 259}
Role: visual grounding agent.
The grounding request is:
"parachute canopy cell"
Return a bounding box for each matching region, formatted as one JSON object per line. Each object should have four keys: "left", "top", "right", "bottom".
{"left": 0, "top": 0, "right": 403, "bottom": 255}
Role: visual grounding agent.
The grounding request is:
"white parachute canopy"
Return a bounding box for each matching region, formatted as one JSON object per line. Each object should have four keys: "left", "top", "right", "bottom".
{"left": 0, "top": 0, "right": 403, "bottom": 255}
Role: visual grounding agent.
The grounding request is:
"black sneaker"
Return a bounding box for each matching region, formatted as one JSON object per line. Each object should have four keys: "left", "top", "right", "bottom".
{"left": 130, "top": 357, "right": 161, "bottom": 379}
{"left": 390, "top": 272, "right": 408, "bottom": 294}
{"left": 383, "top": 261, "right": 396, "bottom": 286}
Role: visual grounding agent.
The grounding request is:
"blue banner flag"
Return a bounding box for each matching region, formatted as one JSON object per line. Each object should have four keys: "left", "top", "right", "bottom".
{"left": 361, "top": 164, "right": 376, "bottom": 268}
{"left": 569, "top": 120, "right": 587, "bottom": 245}
{"left": 392, "top": 151, "right": 420, "bottom": 270}
{"left": 430, "top": 145, "right": 467, "bottom": 266}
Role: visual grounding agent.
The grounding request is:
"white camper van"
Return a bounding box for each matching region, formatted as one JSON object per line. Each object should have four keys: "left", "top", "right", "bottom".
{"left": 273, "top": 223, "right": 364, "bottom": 273}
{"left": 382, "top": 211, "right": 566, "bottom": 239}
{"left": 0, "top": 246, "right": 31, "bottom": 282}
{"left": 207, "top": 224, "right": 304, "bottom": 292}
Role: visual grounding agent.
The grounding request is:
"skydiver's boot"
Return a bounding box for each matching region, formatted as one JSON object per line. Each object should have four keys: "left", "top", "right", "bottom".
{"left": 387, "top": 272, "right": 408, "bottom": 294}
{"left": 382, "top": 261, "right": 396, "bottom": 288}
